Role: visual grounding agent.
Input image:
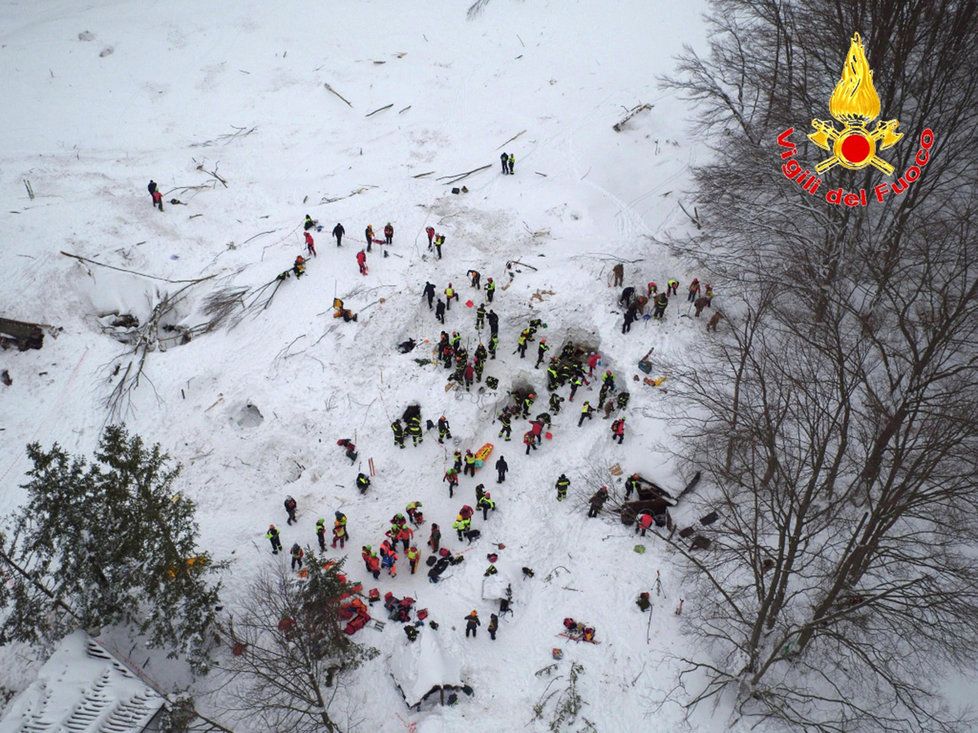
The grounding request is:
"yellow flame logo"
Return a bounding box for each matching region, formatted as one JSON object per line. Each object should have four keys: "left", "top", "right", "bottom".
{"left": 807, "top": 33, "right": 903, "bottom": 175}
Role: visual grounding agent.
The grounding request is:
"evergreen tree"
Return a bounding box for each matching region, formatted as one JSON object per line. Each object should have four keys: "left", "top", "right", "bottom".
{"left": 0, "top": 425, "right": 224, "bottom": 671}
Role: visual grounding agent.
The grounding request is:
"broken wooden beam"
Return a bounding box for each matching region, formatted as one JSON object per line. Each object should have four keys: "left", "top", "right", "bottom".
{"left": 496, "top": 129, "right": 526, "bottom": 150}
{"left": 441, "top": 164, "right": 492, "bottom": 185}
{"left": 0, "top": 318, "right": 45, "bottom": 350}
{"left": 412, "top": 171, "right": 435, "bottom": 179}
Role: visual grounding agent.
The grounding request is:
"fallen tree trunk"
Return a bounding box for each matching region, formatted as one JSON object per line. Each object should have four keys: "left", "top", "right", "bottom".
{"left": 323, "top": 82, "right": 353, "bottom": 108}
{"left": 365, "top": 103, "right": 393, "bottom": 118}
{"left": 612, "top": 103, "right": 652, "bottom": 132}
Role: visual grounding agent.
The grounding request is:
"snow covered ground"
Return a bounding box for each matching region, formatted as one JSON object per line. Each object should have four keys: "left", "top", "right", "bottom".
{"left": 0, "top": 1, "right": 724, "bottom": 729}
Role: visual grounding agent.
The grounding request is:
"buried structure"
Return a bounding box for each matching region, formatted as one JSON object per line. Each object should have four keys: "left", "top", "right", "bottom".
{"left": 389, "top": 628, "right": 473, "bottom": 709}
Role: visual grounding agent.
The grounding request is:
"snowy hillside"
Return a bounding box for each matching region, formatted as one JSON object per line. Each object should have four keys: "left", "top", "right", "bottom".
{"left": 0, "top": 1, "right": 720, "bottom": 730}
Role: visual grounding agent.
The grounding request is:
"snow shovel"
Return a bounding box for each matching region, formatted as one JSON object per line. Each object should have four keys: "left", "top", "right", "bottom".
{"left": 638, "top": 347, "right": 654, "bottom": 374}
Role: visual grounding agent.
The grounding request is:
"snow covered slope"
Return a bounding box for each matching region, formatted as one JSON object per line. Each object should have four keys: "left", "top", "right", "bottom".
{"left": 0, "top": 1, "right": 720, "bottom": 729}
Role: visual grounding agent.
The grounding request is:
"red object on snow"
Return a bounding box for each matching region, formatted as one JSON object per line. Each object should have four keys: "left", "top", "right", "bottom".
{"left": 465, "top": 300, "right": 474, "bottom": 308}
{"left": 344, "top": 613, "right": 370, "bottom": 635}
{"left": 438, "top": 548, "right": 450, "bottom": 558}
{"left": 368, "top": 588, "right": 380, "bottom": 602}
{"left": 417, "top": 608, "right": 429, "bottom": 620}
{"left": 545, "top": 432, "right": 553, "bottom": 440}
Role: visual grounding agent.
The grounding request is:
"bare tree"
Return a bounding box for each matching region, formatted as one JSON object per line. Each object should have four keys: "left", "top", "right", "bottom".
{"left": 213, "top": 558, "right": 375, "bottom": 733}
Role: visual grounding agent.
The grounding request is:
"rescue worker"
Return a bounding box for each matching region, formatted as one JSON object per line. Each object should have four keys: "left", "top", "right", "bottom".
{"left": 304, "top": 214, "right": 316, "bottom": 231}
{"left": 444, "top": 467, "right": 460, "bottom": 497}
{"left": 332, "top": 222, "right": 345, "bottom": 246}
{"left": 495, "top": 455, "right": 509, "bottom": 483}
{"left": 479, "top": 492, "right": 496, "bottom": 520}
{"left": 365, "top": 224, "right": 375, "bottom": 252}
{"left": 316, "top": 517, "right": 327, "bottom": 551}
{"left": 547, "top": 361, "right": 560, "bottom": 390}
{"left": 704, "top": 283, "right": 714, "bottom": 306}
{"left": 508, "top": 153, "right": 515, "bottom": 174}
{"left": 535, "top": 338, "right": 550, "bottom": 368}
{"left": 423, "top": 281, "right": 436, "bottom": 309}
{"left": 666, "top": 278, "right": 679, "bottom": 296}
{"left": 407, "top": 546, "right": 420, "bottom": 574}
{"left": 549, "top": 391, "right": 564, "bottom": 414}
{"left": 362, "top": 546, "right": 381, "bottom": 579}
{"left": 497, "top": 411, "right": 512, "bottom": 441}
{"left": 488, "top": 613, "right": 499, "bottom": 640}
{"left": 611, "top": 417, "right": 625, "bottom": 444}
{"left": 467, "top": 269, "right": 481, "bottom": 288}
{"left": 578, "top": 400, "right": 594, "bottom": 426}
{"left": 434, "top": 233, "right": 445, "bottom": 259}
{"left": 619, "top": 286, "right": 635, "bottom": 307}
{"left": 284, "top": 495, "right": 297, "bottom": 525}
{"left": 617, "top": 391, "right": 630, "bottom": 409}
{"left": 304, "top": 230, "right": 316, "bottom": 257}
{"left": 332, "top": 515, "right": 348, "bottom": 548}
{"left": 476, "top": 303, "right": 486, "bottom": 330}
{"left": 625, "top": 473, "right": 641, "bottom": 499}
{"left": 391, "top": 418, "right": 406, "bottom": 448}
{"left": 465, "top": 610, "right": 481, "bottom": 637}
{"left": 694, "top": 295, "right": 710, "bottom": 317}
{"left": 453, "top": 514, "right": 471, "bottom": 541}
{"left": 488, "top": 334, "right": 499, "bottom": 359}
{"left": 435, "top": 298, "right": 446, "bottom": 324}
{"left": 521, "top": 392, "right": 536, "bottom": 418}
{"left": 293, "top": 255, "right": 306, "bottom": 278}
{"left": 587, "top": 486, "right": 610, "bottom": 518}
{"left": 384, "top": 222, "right": 394, "bottom": 244}
{"left": 687, "top": 278, "right": 700, "bottom": 302}
{"left": 356, "top": 472, "right": 371, "bottom": 494}
{"left": 569, "top": 373, "right": 583, "bottom": 401}
{"left": 463, "top": 361, "right": 475, "bottom": 390}
{"left": 652, "top": 292, "right": 669, "bottom": 319}
{"left": 407, "top": 415, "right": 423, "bottom": 445}
{"left": 464, "top": 450, "right": 477, "bottom": 477}
{"left": 356, "top": 249, "right": 367, "bottom": 276}
{"left": 266, "top": 524, "right": 282, "bottom": 554}
{"left": 485, "top": 277, "right": 496, "bottom": 302}
{"left": 647, "top": 280, "right": 657, "bottom": 296}
{"left": 635, "top": 512, "right": 654, "bottom": 537}
{"left": 487, "top": 309, "right": 499, "bottom": 335}
{"left": 438, "top": 416, "right": 452, "bottom": 444}
{"left": 500, "top": 151, "right": 509, "bottom": 173}
{"left": 428, "top": 523, "right": 441, "bottom": 553}
{"left": 444, "top": 282, "right": 458, "bottom": 310}
{"left": 396, "top": 522, "right": 414, "bottom": 552}
{"left": 474, "top": 343, "right": 487, "bottom": 381}
{"left": 425, "top": 225, "right": 435, "bottom": 247}
{"left": 406, "top": 500, "right": 423, "bottom": 525}
{"left": 523, "top": 430, "right": 537, "bottom": 455}
{"left": 622, "top": 305, "right": 638, "bottom": 333}
{"left": 453, "top": 450, "right": 464, "bottom": 474}
{"left": 556, "top": 473, "right": 570, "bottom": 501}
{"left": 612, "top": 262, "right": 624, "bottom": 286}
{"left": 290, "top": 543, "right": 304, "bottom": 571}
{"left": 515, "top": 331, "right": 528, "bottom": 358}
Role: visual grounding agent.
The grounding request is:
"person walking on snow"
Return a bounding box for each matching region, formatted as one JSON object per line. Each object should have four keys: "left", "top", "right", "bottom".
{"left": 464, "top": 450, "right": 477, "bottom": 477}
{"left": 619, "top": 286, "right": 635, "bottom": 308}
{"left": 535, "top": 339, "right": 549, "bottom": 368}
{"left": 365, "top": 224, "right": 375, "bottom": 252}
{"left": 316, "top": 518, "right": 327, "bottom": 551}
{"left": 437, "top": 416, "right": 452, "bottom": 444}
{"left": 694, "top": 295, "right": 710, "bottom": 317}
{"left": 523, "top": 430, "right": 538, "bottom": 455}
{"left": 495, "top": 455, "right": 508, "bottom": 483}
{"left": 384, "top": 222, "right": 394, "bottom": 244}
{"left": 284, "top": 495, "right": 297, "bottom": 525}
{"left": 652, "top": 292, "right": 669, "bottom": 319}
{"left": 453, "top": 515, "right": 471, "bottom": 541}
{"left": 611, "top": 263, "right": 624, "bottom": 287}
{"left": 151, "top": 187, "right": 164, "bottom": 212}
{"left": 391, "top": 419, "right": 405, "bottom": 448}
{"left": 332, "top": 516, "right": 347, "bottom": 548}
{"left": 304, "top": 231, "right": 316, "bottom": 257}
{"left": 611, "top": 417, "right": 626, "bottom": 444}
{"left": 508, "top": 153, "right": 516, "bottom": 174}
{"left": 434, "top": 234, "right": 445, "bottom": 259}
{"left": 428, "top": 523, "right": 441, "bottom": 553}
{"left": 444, "top": 283, "right": 458, "bottom": 310}
{"left": 485, "top": 277, "right": 496, "bottom": 303}
{"left": 556, "top": 474, "right": 570, "bottom": 501}
{"left": 487, "top": 309, "right": 499, "bottom": 336}
{"left": 549, "top": 392, "right": 565, "bottom": 414}
{"left": 475, "top": 303, "right": 486, "bottom": 330}
{"left": 406, "top": 501, "right": 424, "bottom": 525}
{"left": 521, "top": 392, "right": 536, "bottom": 418}
{"left": 622, "top": 305, "right": 638, "bottom": 333}
{"left": 463, "top": 361, "right": 475, "bottom": 390}
{"left": 290, "top": 543, "right": 304, "bottom": 571}
{"left": 479, "top": 492, "right": 496, "bottom": 520}
{"left": 425, "top": 226, "right": 435, "bottom": 248}
{"left": 266, "top": 524, "right": 282, "bottom": 554}
{"left": 497, "top": 412, "right": 512, "bottom": 441}
{"left": 500, "top": 152, "right": 509, "bottom": 174}
{"left": 488, "top": 613, "right": 499, "bottom": 640}
{"left": 687, "top": 278, "right": 700, "bottom": 302}
{"left": 396, "top": 523, "right": 414, "bottom": 552}
{"left": 356, "top": 249, "right": 368, "bottom": 275}
{"left": 332, "top": 222, "right": 345, "bottom": 246}
{"left": 435, "top": 298, "right": 446, "bottom": 324}
{"left": 465, "top": 610, "right": 481, "bottom": 637}
{"left": 587, "top": 486, "right": 609, "bottom": 518}
{"left": 362, "top": 546, "right": 381, "bottom": 579}
{"left": 407, "top": 545, "right": 420, "bottom": 574}
{"left": 423, "top": 281, "right": 436, "bottom": 309}
{"left": 578, "top": 401, "right": 594, "bottom": 427}
{"left": 444, "top": 467, "right": 460, "bottom": 498}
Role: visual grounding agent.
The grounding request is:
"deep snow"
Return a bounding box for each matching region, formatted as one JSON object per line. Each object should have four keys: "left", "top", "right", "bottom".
{"left": 0, "top": 1, "right": 728, "bottom": 730}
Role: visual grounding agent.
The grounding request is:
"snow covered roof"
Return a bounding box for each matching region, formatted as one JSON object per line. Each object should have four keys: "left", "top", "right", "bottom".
{"left": 0, "top": 632, "right": 165, "bottom": 733}
{"left": 389, "top": 629, "right": 465, "bottom": 708}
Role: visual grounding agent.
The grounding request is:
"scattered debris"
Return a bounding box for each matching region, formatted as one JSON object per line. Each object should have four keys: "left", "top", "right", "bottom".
{"left": 365, "top": 103, "right": 394, "bottom": 118}
{"left": 23, "top": 179, "right": 34, "bottom": 200}
{"left": 1, "top": 370, "right": 11, "bottom": 386}
{"left": 1, "top": 318, "right": 51, "bottom": 351}
{"left": 324, "top": 82, "right": 353, "bottom": 108}
{"left": 412, "top": 171, "right": 435, "bottom": 179}
{"left": 612, "top": 103, "right": 653, "bottom": 132}
{"left": 440, "top": 164, "right": 491, "bottom": 186}
{"left": 496, "top": 130, "right": 526, "bottom": 150}
{"left": 398, "top": 105, "right": 412, "bottom": 114}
